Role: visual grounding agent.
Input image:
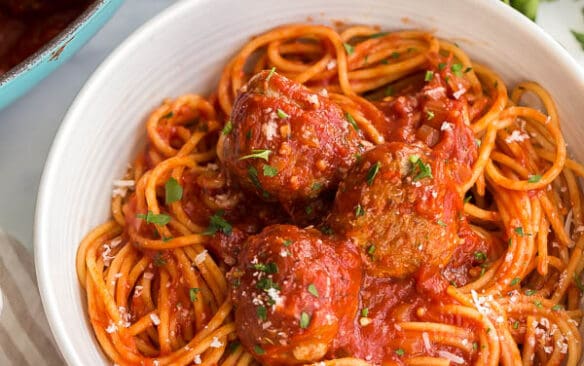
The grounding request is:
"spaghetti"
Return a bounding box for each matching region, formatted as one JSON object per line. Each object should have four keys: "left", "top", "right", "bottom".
{"left": 76, "top": 24, "right": 584, "bottom": 365}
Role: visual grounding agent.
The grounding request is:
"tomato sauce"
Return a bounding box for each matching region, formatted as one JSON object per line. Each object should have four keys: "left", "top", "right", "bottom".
{"left": 0, "top": 0, "right": 92, "bottom": 76}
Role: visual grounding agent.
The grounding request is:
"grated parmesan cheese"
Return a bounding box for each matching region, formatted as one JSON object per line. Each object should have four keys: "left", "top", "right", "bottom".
{"left": 422, "top": 332, "right": 431, "bottom": 351}
{"left": 112, "top": 179, "right": 135, "bottom": 198}
{"left": 210, "top": 336, "right": 223, "bottom": 348}
{"left": 440, "top": 122, "right": 454, "bottom": 132}
{"left": 438, "top": 350, "right": 464, "bottom": 364}
{"left": 150, "top": 313, "right": 161, "bottom": 326}
{"left": 193, "top": 355, "right": 202, "bottom": 365}
{"left": 505, "top": 130, "right": 529, "bottom": 144}
{"left": 194, "top": 250, "right": 208, "bottom": 265}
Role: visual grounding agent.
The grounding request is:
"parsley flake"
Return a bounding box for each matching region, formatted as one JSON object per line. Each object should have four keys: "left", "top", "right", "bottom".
{"left": 346, "top": 112, "right": 359, "bottom": 131}
{"left": 451, "top": 63, "right": 463, "bottom": 76}
{"left": 239, "top": 149, "right": 272, "bottom": 162}
{"left": 136, "top": 211, "right": 171, "bottom": 225}
{"left": 189, "top": 288, "right": 200, "bottom": 302}
{"left": 510, "top": 277, "right": 521, "bottom": 286}
{"left": 203, "top": 210, "right": 232, "bottom": 236}
{"left": 424, "top": 70, "right": 434, "bottom": 82}
{"left": 253, "top": 344, "right": 265, "bottom": 355}
{"left": 552, "top": 304, "right": 564, "bottom": 311}
{"left": 409, "top": 155, "right": 433, "bottom": 181}
{"left": 165, "top": 177, "right": 183, "bottom": 204}
{"left": 263, "top": 165, "right": 278, "bottom": 177}
{"left": 277, "top": 109, "right": 289, "bottom": 119}
{"left": 299, "top": 312, "right": 311, "bottom": 329}
{"left": 369, "top": 32, "right": 388, "bottom": 39}
{"left": 153, "top": 252, "right": 166, "bottom": 266}
{"left": 343, "top": 43, "right": 355, "bottom": 55}
{"left": 391, "top": 51, "right": 400, "bottom": 59}
{"left": 221, "top": 120, "right": 233, "bottom": 135}
{"left": 366, "top": 161, "right": 381, "bottom": 186}
{"left": 257, "top": 305, "right": 267, "bottom": 321}
{"left": 395, "top": 348, "right": 405, "bottom": 357}
{"left": 253, "top": 262, "right": 278, "bottom": 274}
{"left": 513, "top": 320, "right": 519, "bottom": 329}
{"left": 355, "top": 204, "right": 365, "bottom": 217}
{"left": 266, "top": 67, "right": 276, "bottom": 82}
{"left": 426, "top": 110, "right": 435, "bottom": 120}
{"left": 307, "top": 284, "right": 319, "bottom": 297}
{"left": 514, "top": 227, "right": 524, "bottom": 237}
{"left": 528, "top": 174, "right": 541, "bottom": 183}
{"left": 474, "top": 251, "right": 487, "bottom": 262}
{"left": 571, "top": 30, "right": 584, "bottom": 51}
{"left": 367, "top": 244, "right": 376, "bottom": 255}
{"left": 361, "top": 307, "right": 369, "bottom": 317}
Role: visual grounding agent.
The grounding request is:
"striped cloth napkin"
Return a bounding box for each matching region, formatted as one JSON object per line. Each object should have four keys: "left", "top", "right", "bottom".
{"left": 0, "top": 229, "right": 64, "bottom": 365}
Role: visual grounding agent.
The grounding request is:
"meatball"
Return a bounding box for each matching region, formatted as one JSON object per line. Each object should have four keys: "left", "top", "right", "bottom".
{"left": 221, "top": 70, "right": 364, "bottom": 212}
{"left": 327, "top": 142, "right": 463, "bottom": 278}
{"left": 230, "top": 225, "right": 362, "bottom": 365}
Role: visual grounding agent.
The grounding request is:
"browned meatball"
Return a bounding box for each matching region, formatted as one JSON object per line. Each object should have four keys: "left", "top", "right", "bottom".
{"left": 327, "top": 142, "right": 463, "bottom": 278}
{"left": 221, "top": 70, "right": 364, "bottom": 213}
{"left": 230, "top": 225, "right": 362, "bottom": 365}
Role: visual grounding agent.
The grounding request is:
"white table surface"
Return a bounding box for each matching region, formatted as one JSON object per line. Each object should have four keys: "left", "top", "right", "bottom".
{"left": 0, "top": 0, "right": 582, "bottom": 252}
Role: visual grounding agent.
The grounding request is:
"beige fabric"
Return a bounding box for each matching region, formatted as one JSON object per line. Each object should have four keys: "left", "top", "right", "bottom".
{"left": 0, "top": 229, "right": 64, "bottom": 365}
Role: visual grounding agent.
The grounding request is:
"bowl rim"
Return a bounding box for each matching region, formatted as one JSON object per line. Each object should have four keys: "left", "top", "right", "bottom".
{"left": 0, "top": 0, "right": 110, "bottom": 85}
{"left": 33, "top": 0, "right": 584, "bottom": 364}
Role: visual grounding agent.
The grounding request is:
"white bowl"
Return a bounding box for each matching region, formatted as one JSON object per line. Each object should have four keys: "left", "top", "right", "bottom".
{"left": 35, "top": 0, "right": 584, "bottom": 364}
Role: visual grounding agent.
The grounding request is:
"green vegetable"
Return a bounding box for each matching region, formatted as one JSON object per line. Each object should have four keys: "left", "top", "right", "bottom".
{"left": 165, "top": 177, "right": 183, "bottom": 204}
{"left": 240, "top": 149, "right": 271, "bottom": 162}
{"left": 263, "top": 165, "right": 278, "bottom": 177}
{"left": 572, "top": 30, "right": 584, "bottom": 51}
{"left": 277, "top": 109, "right": 289, "bottom": 119}
{"left": 366, "top": 162, "right": 381, "bottom": 185}
{"left": 343, "top": 43, "right": 355, "bottom": 55}
{"left": 136, "top": 211, "right": 171, "bottom": 225}
{"left": 203, "top": 210, "right": 232, "bottom": 235}
{"left": 266, "top": 67, "right": 276, "bottom": 82}
{"left": 257, "top": 305, "right": 267, "bottom": 320}
{"left": 189, "top": 288, "right": 200, "bottom": 302}
{"left": 346, "top": 112, "right": 359, "bottom": 131}
{"left": 221, "top": 120, "right": 233, "bottom": 135}
{"left": 299, "top": 312, "right": 311, "bottom": 329}
{"left": 308, "top": 284, "right": 319, "bottom": 297}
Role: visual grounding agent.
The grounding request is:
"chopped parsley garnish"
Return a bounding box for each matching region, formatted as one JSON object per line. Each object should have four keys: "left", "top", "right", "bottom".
{"left": 534, "top": 300, "right": 543, "bottom": 308}
{"left": 153, "top": 252, "right": 166, "bottom": 266}
{"left": 424, "top": 70, "right": 434, "bottom": 82}
{"left": 552, "top": 304, "right": 564, "bottom": 311}
{"left": 514, "top": 227, "right": 524, "bottom": 237}
{"left": 451, "top": 63, "right": 463, "bottom": 76}
{"left": 369, "top": 32, "right": 388, "bottom": 39}
{"left": 464, "top": 195, "right": 472, "bottom": 204}
{"left": 253, "top": 262, "right": 278, "bottom": 274}
{"left": 438, "top": 62, "right": 446, "bottom": 71}
{"left": 361, "top": 307, "right": 369, "bottom": 317}
{"left": 366, "top": 161, "right": 381, "bottom": 186}
{"left": 283, "top": 239, "right": 293, "bottom": 247}
{"left": 381, "top": 58, "right": 389, "bottom": 65}
{"left": 246, "top": 129, "right": 252, "bottom": 140}
{"left": 472, "top": 342, "right": 478, "bottom": 351}
{"left": 307, "top": 284, "right": 319, "bottom": 298}
{"left": 391, "top": 51, "right": 400, "bottom": 59}
{"left": 367, "top": 244, "right": 376, "bottom": 255}
{"left": 437, "top": 220, "right": 447, "bottom": 227}
{"left": 346, "top": 112, "right": 359, "bottom": 131}
{"left": 311, "top": 182, "right": 323, "bottom": 191}
{"left": 305, "top": 205, "right": 313, "bottom": 215}
{"left": 320, "top": 225, "right": 334, "bottom": 235}
{"left": 189, "top": 288, "right": 200, "bottom": 302}
{"left": 162, "top": 236, "right": 173, "bottom": 242}
{"left": 571, "top": 30, "right": 584, "bottom": 51}
{"left": 384, "top": 85, "right": 394, "bottom": 96}
{"left": 464, "top": 66, "right": 473, "bottom": 73}
{"left": 136, "top": 211, "right": 171, "bottom": 225}
{"left": 513, "top": 320, "right": 519, "bottom": 329}
{"left": 475, "top": 138, "right": 482, "bottom": 147}
{"left": 165, "top": 177, "right": 183, "bottom": 204}
{"left": 253, "top": 344, "right": 265, "bottom": 355}
{"left": 248, "top": 166, "right": 269, "bottom": 198}
{"left": 474, "top": 251, "right": 487, "bottom": 262}
{"left": 409, "top": 155, "right": 433, "bottom": 181}
{"left": 239, "top": 149, "right": 272, "bottom": 162}
{"left": 162, "top": 111, "right": 173, "bottom": 119}
{"left": 228, "top": 341, "right": 240, "bottom": 354}
{"left": 263, "top": 165, "right": 278, "bottom": 177}
{"left": 266, "top": 67, "right": 276, "bottom": 82}
{"left": 426, "top": 110, "right": 435, "bottom": 120}
{"left": 276, "top": 109, "right": 289, "bottom": 119}
{"left": 355, "top": 204, "right": 365, "bottom": 217}
{"left": 510, "top": 277, "right": 521, "bottom": 286}
{"left": 256, "top": 277, "right": 280, "bottom": 291}
{"left": 395, "top": 348, "right": 405, "bottom": 357}
{"left": 221, "top": 120, "right": 233, "bottom": 135}
{"left": 528, "top": 174, "right": 541, "bottom": 183}
{"left": 343, "top": 43, "right": 355, "bottom": 55}
{"left": 525, "top": 289, "right": 536, "bottom": 296}
{"left": 203, "top": 210, "right": 232, "bottom": 235}
{"left": 257, "top": 305, "right": 267, "bottom": 321}
{"left": 299, "top": 312, "right": 311, "bottom": 329}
